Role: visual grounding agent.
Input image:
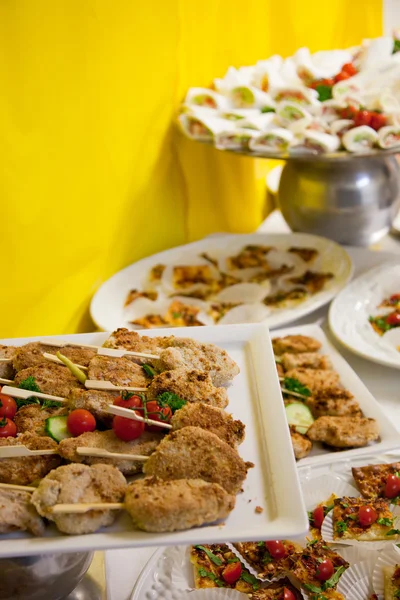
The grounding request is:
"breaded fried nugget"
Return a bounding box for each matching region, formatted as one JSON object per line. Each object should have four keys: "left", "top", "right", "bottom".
{"left": 14, "top": 405, "right": 67, "bottom": 436}
{"left": 272, "top": 335, "right": 321, "bottom": 356}
{"left": 31, "top": 463, "right": 127, "bottom": 535}
{"left": 0, "top": 344, "right": 16, "bottom": 380}
{"left": 125, "top": 477, "right": 235, "bottom": 532}
{"left": 289, "top": 427, "right": 312, "bottom": 459}
{"left": 284, "top": 368, "right": 340, "bottom": 394}
{"left": 87, "top": 355, "right": 150, "bottom": 387}
{"left": 0, "top": 488, "right": 45, "bottom": 536}
{"left": 170, "top": 403, "right": 245, "bottom": 447}
{"left": 143, "top": 426, "right": 251, "bottom": 494}
{"left": 306, "top": 390, "right": 361, "bottom": 418}
{"left": 13, "top": 342, "right": 96, "bottom": 372}
{"left": 148, "top": 368, "right": 228, "bottom": 408}
{"left": 307, "top": 416, "right": 379, "bottom": 448}
{"left": 59, "top": 429, "right": 162, "bottom": 475}
{"left": 14, "top": 363, "right": 82, "bottom": 397}
{"left": 103, "top": 328, "right": 174, "bottom": 353}
{"left": 67, "top": 388, "right": 118, "bottom": 425}
{"left": 281, "top": 352, "right": 331, "bottom": 371}
{"left": 0, "top": 433, "right": 61, "bottom": 485}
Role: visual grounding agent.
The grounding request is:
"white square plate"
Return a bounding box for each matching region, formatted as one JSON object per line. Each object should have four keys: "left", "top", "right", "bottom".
{"left": 0, "top": 323, "right": 308, "bottom": 557}
{"left": 272, "top": 323, "right": 400, "bottom": 466}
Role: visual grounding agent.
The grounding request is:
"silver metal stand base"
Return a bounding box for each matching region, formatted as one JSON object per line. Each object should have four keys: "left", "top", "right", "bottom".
{"left": 278, "top": 156, "right": 400, "bottom": 246}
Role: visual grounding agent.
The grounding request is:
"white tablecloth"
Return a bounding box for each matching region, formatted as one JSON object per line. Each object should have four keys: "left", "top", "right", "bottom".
{"left": 105, "top": 217, "right": 400, "bottom": 600}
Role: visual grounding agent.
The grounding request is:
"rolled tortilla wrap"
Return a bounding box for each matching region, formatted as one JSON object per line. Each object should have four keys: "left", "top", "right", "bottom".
{"left": 249, "top": 128, "right": 294, "bottom": 153}
{"left": 178, "top": 114, "right": 234, "bottom": 142}
{"left": 215, "top": 128, "right": 259, "bottom": 150}
{"left": 303, "top": 130, "right": 340, "bottom": 153}
{"left": 342, "top": 125, "right": 378, "bottom": 152}
{"left": 184, "top": 87, "right": 228, "bottom": 110}
{"left": 378, "top": 126, "right": 400, "bottom": 149}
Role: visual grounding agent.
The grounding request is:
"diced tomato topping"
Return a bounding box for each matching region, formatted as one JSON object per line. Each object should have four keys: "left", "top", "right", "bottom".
{"left": 385, "top": 473, "right": 400, "bottom": 499}
{"left": 341, "top": 62, "right": 358, "bottom": 76}
{"left": 386, "top": 312, "right": 400, "bottom": 326}
{"left": 222, "top": 561, "right": 242, "bottom": 584}
{"left": 312, "top": 505, "right": 325, "bottom": 529}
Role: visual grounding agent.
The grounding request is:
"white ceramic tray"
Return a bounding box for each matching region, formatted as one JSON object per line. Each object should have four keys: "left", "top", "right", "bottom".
{"left": 271, "top": 323, "right": 400, "bottom": 465}
{"left": 90, "top": 232, "right": 353, "bottom": 332}
{"left": 329, "top": 262, "right": 400, "bottom": 369}
{"left": 0, "top": 324, "right": 308, "bottom": 557}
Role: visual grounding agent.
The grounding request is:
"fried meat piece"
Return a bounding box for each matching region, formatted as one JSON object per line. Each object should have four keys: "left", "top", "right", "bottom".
{"left": 272, "top": 335, "right": 322, "bottom": 355}
{"left": 14, "top": 405, "right": 67, "bottom": 436}
{"left": 59, "top": 430, "right": 162, "bottom": 475}
{"left": 0, "top": 344, "right": 16, "bottom": 380}
{"left": 125, "top": 477, "right": 235, "bottom": 532}
{"left": 170, "top": 403, "right": 245, "bottom": 447}
{"left": 284, "top": 368, "right": 340, "bottom": 394}
{"left": 143, "top": 426, "right": 251, "bottom": 494}
{"left": 0, "top": 433, "right": 61, "bottom": 485}
{"left": 155, "top": 340, "right": 240, "bottom": 387}
{"left": 290, "top": 427, "right": 312, "bottom": 459}
{"left": 103, "top": 328, "right": 174, "bottom": 353}
{"left": 14, "top": 363, "right": 82, "bottom": 397}
{"left": 13, "top": 342, "right": 96, "bottom": 372}
{"left": 87, "top": 355, "right": 150, "bottom": 387}
{"left": 352, "top": 462, "right": 400, "bottom": 498}
{"left": 307, "top": 416, "right": 380, "bottom": 448}
{"left": 0, "top": 488, "right": 45, "bottom": 536}
{"left": 148, "top": 368, "right": 229, "bottom": 409}
{"left": 31, "top": 463, "right": 127, "bottom": 535}
{"left": 306, "top": 390, "right": 361, "bottom": 418}
{"left": 288, "top": 247, "right": 318, "bottom": 262}
{"left": 281, "top": 352, "right": 331, "bottom": 371}
{"left": 67, "top": 388, "right": 118, "bottom": 425}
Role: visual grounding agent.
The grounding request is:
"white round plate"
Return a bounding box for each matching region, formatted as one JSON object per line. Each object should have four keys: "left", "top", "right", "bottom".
{"left": 329, "top": 261, "right": 400, "bottom": 369}
{"left": 91, "top": 233, "right": 353, "bottom": 331}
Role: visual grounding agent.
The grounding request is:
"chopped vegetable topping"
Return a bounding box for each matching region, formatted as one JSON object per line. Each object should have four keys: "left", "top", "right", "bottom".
{"left": 142, "top": 364, "right": 156, "bottom": 378}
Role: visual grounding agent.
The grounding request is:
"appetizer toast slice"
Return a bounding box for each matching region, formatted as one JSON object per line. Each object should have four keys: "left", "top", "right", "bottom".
{"left": 352, "top": 462, "right": 400, "bottom": 499}
{"left": 233, "top": 539, "right": 302, "bottom": 580}
{"left": 333, "top": 496, "right": 399, "bottom": 541}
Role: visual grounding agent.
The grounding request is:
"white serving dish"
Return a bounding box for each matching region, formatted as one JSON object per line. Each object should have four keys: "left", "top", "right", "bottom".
{"left": 90, "top": 232, "right": 353, "bottom": 332}
{"left": 0, "top": 324, "right": 308, "bottom": 557}
{"left": 329, "top": 261, "right": 400, "bottom": 369}
{"left": 272, "top": 323, "right": 400, "bottom": 465}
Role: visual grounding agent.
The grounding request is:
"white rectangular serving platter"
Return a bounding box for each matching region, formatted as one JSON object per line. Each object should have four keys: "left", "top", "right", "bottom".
{"left": 272, "top": 323, "right": 400, "bottom": 467}
{"left": 0, "top": 323, "right": 308, "bottom": 557}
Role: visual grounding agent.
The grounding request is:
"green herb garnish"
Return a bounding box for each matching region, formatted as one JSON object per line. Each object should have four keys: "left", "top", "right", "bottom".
{"left": 323, "top": 566, "right": 346, "bottom": 589}
{"left": 156, "top": 391, "right": 187, "bottom": 413}
{"left": 18, "top": 376, "right": 40, "bottom": 392}
{"left": 347, "top": 514, "right": 358, "bottom": 521}
{"left": 194, "top": 545, "right": 223, "bottom": 566}
{"left": 315, "top": 85, "right": 333, "bottom": 102}
{"left": 304, "top": 583, "right": 323, "bottom": 594}
{"left": 369, "top": 315, "right": 392, "bottom": 333}
{"left": 0, "top": 417, "right": 7, "bottom": 427}
{"left": 394, "top": 39, "right": 400, "bottom": 53}
{"left": 240, "top": 571, "right": 259, "bottom": 590}
{"left": 197, "top": 568, "right": 224, "bottom": 587}
{"left": 307, "top": 539, "right": 318, "bottom": 546}
{"left": 325, "top": 504, "right": 334, "bottom": 513}
{"left": 377, "top": 517, "right": 394, "bottom": 527}
{"left": 386, "top": 528, "right": 400, "bottom": 536}
{"left": 41, "top": 399, "right": 63, "bottom": 409}
{"left": 142, "top": 364, "right": 156, "bottom": 378}
{"left": 341, "top": 503, "right": 349, "bottom": 508}
{"left": 336, "top": 520, "right": 347, "bottom": 534}
{"left": 394, "top": 590, "right": 400, "bottom": 598}
{"left": 261, "top": 106, "right": 275, "bottom": 113}
{"left": 283, "top": 377, "right": 311, "bottom": 398}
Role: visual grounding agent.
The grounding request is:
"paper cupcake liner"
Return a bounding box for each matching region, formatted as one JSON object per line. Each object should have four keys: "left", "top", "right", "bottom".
{"left": 321, "top": 505, "right": 400, "bottom": 549}
{"left": 301, "top": 474, "right": 359, "bottom": 511}
{"left": 173, "top": 590, "right": 248, "bottom": 600}
{"left": 169, "top": 546, "right": 195, "bottom": 591}
{"left": 330, "top": 544, "right": 378, "bottom": 564}
{"left": 337, "top": 556, "right": 376, "bottom": 596}
{"left": 372, "top": 543, "right": 400, "bottom": 597}
{"left": 345, "top": 576, "right": 374, "bottom": 600}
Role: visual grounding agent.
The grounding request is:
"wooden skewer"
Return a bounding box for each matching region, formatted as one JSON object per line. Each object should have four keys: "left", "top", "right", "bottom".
{"left": 1, "top": 386, "right": 66, "bottom": 403}
{"left": 43, "top": 353, "right": 88, "bottom": 371}
{"left": 0, "top": 482, "right": 36, "bottom": 492}
{"left": 41, "top": 340, "right": 160, "bottom": 361}
{"left": 50, "top": 502, "right": 124, "bottom": 515}
{"left": 0, "top": 378, "right": 14, "bottom": 385}
{"left": 281, "top": 387, "right": 310, "bottom": 400}
{"left": 85, "top": 380, "right": 147, "bottom": 392}
{"left": 0, "top": 358, "right": 12, "bottom": 363}
{"left": 41, "top": 341, "right": 100, "bottom": 350}
{"left": 0, "top": 446, "right": 59, "bottom": 458}
{"left": 76, "top": 447, "right": 149, "bottom": 461}
{"left": 106, "top": 404, "right": 172, "bottom": 429}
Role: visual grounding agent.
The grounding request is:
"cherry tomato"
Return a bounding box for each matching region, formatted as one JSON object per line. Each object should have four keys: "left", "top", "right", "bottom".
{"left": 342, "top": 62, "right": 357, "bottom": 76}
{"left": 312, "top": 505, "right": 325, "bottom": 529}
{"left": 316, "top": 558, "right": 334, "bottom": 581}
{"left": 335, "top": 71, "right": 351, "bottom": 82}
{"left": 283, "top": 588, "right": 296, "bottom": 600}
{"left": 385, "top": 473, "right": 400, "bottom": 499}
{"left": 354, "top": 110, "right": 372, "bottom": 127}
{"left": 0, "top": 417, "right": 17, "bottom": 438}
{"left": 340, "top": 105, "right": 358, "bottom": 119}
{"left": 0, "top": 394, "right": 17, "bottom": 420}
{"left": 265, "top": 540, "right": 287, "bottom": 560}
{"left": 321, "top": 78, "right": 334, "bottom": 87}
{"left": 113, "top": 413, "right": 145, "bottom": 442}
{"left": 386, "top": 312, "right": 400, "bottom": 326}
{"left": 358, "top": 505, "right": 378, "bottom": 527}
{"left": 370, "top": 112, "right": 387, "bottom": 131}
{"left": 67, "top": 409, "right": 96, "bottom": 437}
{"left": 114, "top": 394, "right": 143, "bottom": 410}
{"left": 390, "top": 294, "right": 400, "bottom": 303}
{"left": 145, "top": 400, "right": 172, "bottom": 432}
{"left": 222, "top": 561, "right": 242, "bottom": 584}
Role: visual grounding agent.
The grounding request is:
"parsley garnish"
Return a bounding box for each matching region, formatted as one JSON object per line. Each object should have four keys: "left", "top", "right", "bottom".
{"left": 341, "top": 503, "right": 348, "bottom": 508}
{"left": 240, "top": 571, "right": 259, "bottom": 590}
{"left": 194, "top": 545, "right": 223, "bottom": 566}
{"left": 257, "top": 541, "right": 265, "bottom": 547}
{"left": 41, "top": 399, "right": 63, "bottom": 409}
{"left": 315, "top": 85, "right": 333, "bottom": 102}
{"left": 261, "top": 106, "right": 275, "bottom": 113}
{"left": 394, "top": 40, "right": 400, "bottom": 54}
{"left": 369, "top": 315, "right": 392, "bottom": 333}
{"left": 197, "top": 568, "right": 224, "bottom": 587}
{"left": 394, "top": 590, "right": 400, "bottom": 598}
{"left": 283, "top": 377, "right": 311, "bottom": 398}
{"left": 142, "top": 364, "right": 156, "bottom": 378}
{"left": 304, "top": 583, "right": 323, "bottom": 594}
{"left": 307, "top": 539, "right": 318, "bottom": 546}
{"left": 325, "top": 504, "right": 334, "bottom": 513}
{"left": 336, "top": 520, "right": 347, "bottom": 534}
{"left": 16, "top": 376, "right": 41, "bottom": 408}
{"left": 386, "top": 528, "right": 400, "bottom": 536}
{"left": 323, "top": 566, "right": 346, "bottom": 589}
{"left": 0, "top": 417, "right": 7, "bottom": 427}
{"left": 377, "top": 517, "right": 394, "bottom": 527}
{"left": 156, "top": 392, "right": 186, "bottom": 413}
{"left": 347, "top": 514, "right": 358, "bottom": 521}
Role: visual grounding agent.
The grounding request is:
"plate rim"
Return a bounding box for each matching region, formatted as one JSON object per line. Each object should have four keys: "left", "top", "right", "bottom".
{"left": 90, "top": 232, "right": 353, "bottom": 332}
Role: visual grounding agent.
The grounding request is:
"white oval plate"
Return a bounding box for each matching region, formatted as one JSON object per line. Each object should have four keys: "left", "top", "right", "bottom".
{"left": 329, "top": 261, "right": 400, "bottom": 369}
{"left": 91, "top": 233, "right": 353, "bottom": 331}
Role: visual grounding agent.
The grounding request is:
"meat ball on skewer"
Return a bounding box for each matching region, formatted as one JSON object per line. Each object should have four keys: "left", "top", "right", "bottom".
{"left": 125, "top": 477, "right": 235, "bottom": 532}
{"left": 170, "top": 403, "right": 245, "bottom": 447}
{"left": 289, "top": 426, "right": 312, "bottom": 460}
{"left": 59, "top": 430, "right": 162, "bottom": 475}
{"left": 31, "top": 463, "right": 127, "bottom": 535}
{"left": 0, "top": 345, "right": 16, "bottom": 380}
{"left": 87, "top": 355, "right": 150, "bottom": 388}
{"left": 307, "top": 416, "right": 380, "bottom": 448}
{"left": 0, "top": 433, "right": 61, "bottom": 485}
{"left": 143, "top": 426, "right": 252, "bottom": 494}
{"left": 148, "top": 368, "right": 228, "bottom": 409}
{"left": 14, "top": 363, "right": 82, "bottom": 398}
{"left": 66, "top": 389, "right": 118, "bottom": 426}
{"left": 280, "top": 352, "right": 331, "bottom": 371}
{"left": 0, "top": 488, "right": 45, "bottom": 536}
{"left": 273, "top": 335, "right": 322, "bottom": 356}
{"left": 14, "top": 405, "right": 68, "bottom": 436}
{"left": 103, "top": 328, "right": 174, "bottom": 354}
{"left": 13, "top": 342, "right": 96, "bottom": 372}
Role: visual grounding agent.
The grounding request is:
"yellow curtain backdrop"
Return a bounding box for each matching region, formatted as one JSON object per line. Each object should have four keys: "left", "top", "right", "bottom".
{"left": 0, "top": 0, "right": 382, "bottom": 337}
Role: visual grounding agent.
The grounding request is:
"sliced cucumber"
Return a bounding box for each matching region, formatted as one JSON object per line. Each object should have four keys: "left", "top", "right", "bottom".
{"left": 286, "top": 402, "right": 314, "bottom": 435}
{"left": 45, "top": 415, "right": 72, "bottom": 442}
